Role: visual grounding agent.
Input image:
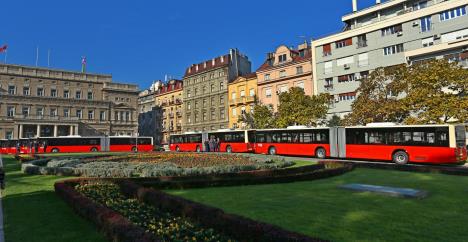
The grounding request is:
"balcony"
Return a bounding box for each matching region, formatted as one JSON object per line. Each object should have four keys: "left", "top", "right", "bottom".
{"left": 357, "top": 40, "right": 368, "bottom": 48}
{"left": 229, "top": 96, "right": 256, "bottom": 106}
{"left": 324, "top": 84, "right": 334, "bottom": 91}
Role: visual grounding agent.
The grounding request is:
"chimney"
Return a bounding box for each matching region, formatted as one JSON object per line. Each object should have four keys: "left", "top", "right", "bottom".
{"left": 352, "top": 0, "right": 358, "bottom": 12}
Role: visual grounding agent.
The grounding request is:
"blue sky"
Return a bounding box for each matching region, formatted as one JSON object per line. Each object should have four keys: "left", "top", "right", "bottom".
{"left": 2, "top": 0, "right": 378, "bottom": 89}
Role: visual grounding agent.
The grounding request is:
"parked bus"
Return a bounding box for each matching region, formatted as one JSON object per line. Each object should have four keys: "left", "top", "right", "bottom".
{"left": 109, "top": 136, "right": 153, "bottom": 152}
{"left": 207, "top": 130, "right": 255, "bottom": 153}
{"left": 0, "top": 140, "right": 16, "bottom": 154}
{"left": 169, "top": 133, "right": 203, "bottom": 152}
{"left": 254, "top": 126, "right": 330, "bottom": 158}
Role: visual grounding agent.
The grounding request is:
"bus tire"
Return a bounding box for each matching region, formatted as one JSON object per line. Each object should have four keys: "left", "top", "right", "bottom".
{"left": 91, "top": 147, "right": 98, "bottom": 152}
{"left": 315, "top": 147, "right": 326, "bottom": 159}
{"left": 196, "top": 146, "right": 201, "bottom": 152}
{"left": 132, "top": 146, "right": 138, "bottom": 152}
{"left": 176, "top": 146, "right": 180, "bottom": 152}
{"left": 393, "top": 151, "right": 409, "bottom": 165}
{"left": 268, "top": 146, "right": 277, "bottom": 155}
{"left": 51, "top": 148, "right": 59, "bottom": 153}
{"left": 226, "top": 145, "right": 232, "bottom": 153}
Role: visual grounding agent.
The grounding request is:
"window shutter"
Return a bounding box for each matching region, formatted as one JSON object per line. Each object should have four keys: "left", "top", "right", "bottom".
{"left": 345, "top": 38, "right": 353, "bottom": 46}
{"left": 323, "top": 44, "right": 331, "bottom": 52}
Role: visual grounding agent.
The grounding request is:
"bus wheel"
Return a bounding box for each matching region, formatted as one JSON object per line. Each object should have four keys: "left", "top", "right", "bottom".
{"left": 315, "top": 147, "right": 326, "bottom": 159}
{"left": 268, "top": 146, "right": 277, "bottom": 155}
{"left": 226, "top": 145, "right": 232, "bottom": 153}
{"left": 51, "top": 148, "right": 59, "bottom": 153}
{"left": 91, "top": 147, "right": 98, "bottom": 152}
{"left": 132, "top": 146, "right": 138, "bottom": 152}
{"left": 196, "top": 146, "right": 201, "bottom": 152}
{"left": 176, "top": 146, "right": 180, "bottom": 152}
{"left": 393, "top": 151, "right": 409, "bottom": 165}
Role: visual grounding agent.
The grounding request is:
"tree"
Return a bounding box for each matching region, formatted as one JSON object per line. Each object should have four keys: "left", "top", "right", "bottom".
{"left": 343, "top": 65, "right": 410, "bottom": 126}
{"left": 403, "top": 60, "right": 468, "bottom": 124}
{"left": 327, "top": 114, "right": 342, "bottom": 127}
{"left": 251, "top": 103, "right": 275, "bottom": 129}
{"left": 275, "top": 87, "right": 330, "bottom": 128}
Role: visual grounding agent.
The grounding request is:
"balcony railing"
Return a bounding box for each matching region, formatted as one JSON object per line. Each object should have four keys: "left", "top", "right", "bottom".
{"left": 324, "top": 84, "right": 334, "bottom": 91}
{"left": 229, "top": 96, "right": 256, "bottom": 105}
{"left": 357, "top": 40, "right": 368, "bottom": 48}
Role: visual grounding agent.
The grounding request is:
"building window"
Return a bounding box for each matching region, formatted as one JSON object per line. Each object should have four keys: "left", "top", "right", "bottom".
{"left": 278, "top": 54, "right": 287, "bottom": 63}
{"left": 322, "top": 44, "right": 332, "bottom": 56}
{"left": 240, "top": 90, "right": 245, "bottom": 97}
{"left": 279, "top": 85, "right": 288, "bottom": 93}
{"left": 249, "top": 88, "right": 255, "bottom": 97}
{"left": 8, "top": 85, "right": 15, "bottom": 95}
{"left": 381, "top": 24, "right": 402, "bottom": 36}
{"left": 195, "top": 112, "right": 199, "bottom": 122}
{"left": 125, "top": 111, "right": 130, "bottom": 121}
{"left": 265, "top": 88, "right": 272, "bottom": 98}
{"left": 64, "top": 108, "right": 69, "bottom": 118}
{"left": 50, "top": 108, "right": 57, "bottom": 117}
{"left": 187, "top": 115, "right": 191, "bottom": 124}
{"left": 338, "top": 92, "right": 356, "bottom": 101}
{"left": 220, "top": 96, "right": 224, "bottom": 105}
{"left": 264, "top": 74, "right": 270, "bottom": 81}
{"left": 203, "top": 98, "right": 207, "bottom": 107}
{"left": 202, "top": 85, "right": 206, "bottom": 94}
{"left": 295, "top": 81, "right": 304, "bottom": 89}
{"left": 357, "top": 34, "right": 367, "bottom": 48}
{"left": 296, "top": 66, "right": 303, "bottom": 74}
{"left": 187, "top": 89, "right": 191, "bottom": 98}
{"left": 232, "top": 108, "right": 237, "bottom": 117}
{"left": 87, "top": 92, "right": 93, "bottom": 100}
{"left": 64, "top": 90, "right": 70, "bottom": 98}
{"left": 358, "top": 53, "right": 369, "bottom": 67}
{"left": 5, "top": 131, "right": 13, "bottom": 140}
{"left": 337, "top": 56, "right": 354, "bottom": 67}
{"left": 88, "top": 110, "right": 94, "bottom": 120}
{"left": 440, "top": 6, "right": 466, "bottom": 21}
{"left": 232, "top": 92, "right": 237, "bottom": 100}
{"left": 338, "top": 74, "right": 356, "bottom": 82}
{"left": 23, "top": 87, "right": 30, "bottom": 96}
{"left": 6, "top": 106, "right": 15, "bottom": 117}
{"left": 279, "top": 70, "right": 287, "bottom": 78}
{"left": 187, "top": 102, "right": 191, "bottom": 110}
{"left": 325, "top": 78, "right": 334, "bottom": 90}
{"left": 75, "top": 91, "right": 81, "bottom": 99}
{"left": 202, "top": 112, "right": 207, "bottom": 121}
{"left": 211, "top": 84, "right": 215, "bottom": 92}
{"left": 194, "top": 88, "right": 198, "bottom": 96}
{"left": 421, "top": 16, "right": 432, "bottom": 32}
{"left": 413, "top": 1, "right": 427, "bottom": 10}
{"left": 383, "top": 44, "right": 404, "bottom": 56}
{"left": 422, "top": 37, "right": 435, "bottom": 47}
{"left": 441, "top": 28, "right": 468, "bottom": 43}
{"left": 76, "top": 109, "right": 82, "bottom": 119}
{"left": 220, "top": 108, "right": 225, "bottom": 119}
{"left": 37, "top": 87, "right": 44, "bottom": 96}
{"left": 50, "top": 89, "right": 57, "bottom": 97}
{"left": 22, "top": 106, "right": 29, "bottom": 116}
{"left": 359, "top": 71, "right": 370, "bottom": 79}
{"left": 194, "top": 101, "right": 199, "bottom": 109}
{"left": 211, "top": 109, "right": 216, "bottom": 120}
{"left": 36, "top": 107, "right": 44, "bottom": 117}
{"left": 335, "top": 38, "right": 352, "bottom": 48}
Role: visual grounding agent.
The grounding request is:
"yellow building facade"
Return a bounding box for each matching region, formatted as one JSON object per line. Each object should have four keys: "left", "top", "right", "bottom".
{"left": 227, "top": 73, "right": 257, "bottom": 129}
{"left": 155, "top": 80, "right": 184, "bottom": 144}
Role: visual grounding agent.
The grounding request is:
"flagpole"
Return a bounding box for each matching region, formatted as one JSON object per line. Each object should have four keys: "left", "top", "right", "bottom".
{"left": 35, "top": 47, "right": 39, "bottom": 66}
{"left": 47, "top": 49, "right": 50, "bottom": 67}
{"left": 4, "top": 50, "right": 6, "bottom": 63}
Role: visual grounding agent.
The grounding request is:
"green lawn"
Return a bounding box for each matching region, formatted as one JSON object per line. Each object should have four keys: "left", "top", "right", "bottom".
{"left": 1, "top": 155, "right": 106, "bottom": 242}
{"left": 168, "top": 168, "right": 468, "bottom": 242}
{"left": 288, "top": 160, "right": 317, "bottom": 168}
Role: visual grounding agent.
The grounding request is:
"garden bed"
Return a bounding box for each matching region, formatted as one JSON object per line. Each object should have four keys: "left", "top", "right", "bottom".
{"left": 23, "top": 153, "right": 293, "bottom": 178}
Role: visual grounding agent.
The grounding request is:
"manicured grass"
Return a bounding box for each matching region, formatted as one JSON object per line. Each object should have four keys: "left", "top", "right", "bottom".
{"left": 38, "top": 152, "right": 129, "bottom": 157}
{"left": 1, "top": 155, "right": 106, "bottom": 242}
{"left": 288, "top": 160, "right": 317, "bottom": 168}
{"left": 168, "top": 168, "right": 468, "bottom": 242}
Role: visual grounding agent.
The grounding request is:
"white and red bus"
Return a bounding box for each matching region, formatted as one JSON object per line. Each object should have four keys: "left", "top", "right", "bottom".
{"left": 169, "top": 133, "right": 203, "bottom": 152}
{"left": 254, "top": 124, "right": 467, "bottom": 164}
{"left": 207, "top": 130, "right": 255, "bottom": 153}
{"left": 254, "top": 126, "right": 330, "bottom": 158}
{"left": 109, "top": 137, "right": 153, "bottom": 152}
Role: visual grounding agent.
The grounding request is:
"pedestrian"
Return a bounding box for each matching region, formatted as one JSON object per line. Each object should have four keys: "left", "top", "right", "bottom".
{"left": 204, "top": 140, "right": 210, "bottom": 152}
{"left": 216, "top": 137, "right": 221, "bottom": 152}
{"left": 209, "top": 137, "right": 214, "bottom": 152}
{"left": 34, "top": 140, "right": 39, "bottom": 154}
{"left": 15, "top": 141, "right": 21, "bottom": 155}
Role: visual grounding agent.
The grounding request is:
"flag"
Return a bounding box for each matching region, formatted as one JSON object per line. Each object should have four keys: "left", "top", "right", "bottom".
{"left": 81, "top": 56, "right": 87, "bottom": 73}
{"left": 0, "top": 45, "right": 7, "bottom": 53}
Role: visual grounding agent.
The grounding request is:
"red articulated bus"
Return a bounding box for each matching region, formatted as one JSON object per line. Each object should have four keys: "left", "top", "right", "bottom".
{"left": 109, "top": 137, "right": 153, "bottom": 152}
{"left": 207, "top": 130, "right": 256, "bottom": 153}
{"left": 169, "top": 133, "right": 203, "bottom": 152}
{"left": 39, "top": 137, "right": 103, "bottom": 153}
{"left": 254, "top": 126, "right": 330, "bottom": 158}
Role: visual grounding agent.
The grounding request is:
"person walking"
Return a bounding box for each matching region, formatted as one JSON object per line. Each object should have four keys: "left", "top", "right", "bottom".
{"left": 15, "top": 141, "right": 21, "bottom": 155}
{"left": 216, "top": 137, "right": 221, "bottom": 152}
{"left": 204, "top": 139, "right": 210, "bottom": 152}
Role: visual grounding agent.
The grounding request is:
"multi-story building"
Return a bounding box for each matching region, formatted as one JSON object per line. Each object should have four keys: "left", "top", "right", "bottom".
{"left": 182, "top": 49, "right": 251, "bottom": 132}
{"left": 0, "top": 63, "right": 139, "bottom": 139}
{"left": 138, "top": 81, "right": 163, "bottom": 144}
{"left": 256, "top": 43, "right": 313, "bottom": 112}
{"left": 155, "top": 79, "right": 183, "bottom": 144}
{"left": 228, "top": 73, "right": 257, "bottom": 129}
{"left": 312, "top": 0, "right": 468, "bottom": 117}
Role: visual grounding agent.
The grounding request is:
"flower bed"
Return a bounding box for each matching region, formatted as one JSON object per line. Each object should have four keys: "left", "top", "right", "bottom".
{"left": 23, "top": 153, "right": 293, "bottom": 178}
{"left": 76, "top": 182, "right": 235, "bottom": 242}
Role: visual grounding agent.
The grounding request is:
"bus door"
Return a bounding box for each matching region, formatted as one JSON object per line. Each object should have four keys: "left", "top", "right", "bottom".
{"left": 101, "top": 136, "right": 110, "bottom": 152}
{"left": 330, "top": 127, "right": 346, "bottom": 158}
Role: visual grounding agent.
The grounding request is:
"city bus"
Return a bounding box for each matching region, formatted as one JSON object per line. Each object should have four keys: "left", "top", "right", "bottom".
{"left": 206, "top": 130, "right": 255, "bottom": 153}
{"left": 109, "top": 136, "right": 153, "bottom": 152}
{"left": 341, "top": 124, "right": 467, "bottom": 164}
{"left": 0, "top": 140, "right": 16, "bottom": 154}
{"left": 254, "top": 126, "right": 330, "bottom": 158}
{"left": 169, "top": 133, "right": 203, "bottom": 152}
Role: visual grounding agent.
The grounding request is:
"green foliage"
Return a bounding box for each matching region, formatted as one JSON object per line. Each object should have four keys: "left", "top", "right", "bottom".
{"left": 344, "top": 60, "right": 468, "bottom": 125}
{"left": 76, "top": 182, "right": 235, "bottom": 242}
{"left": 276, "top": 87, "right": 330, "bottom": 128}
{"left": 327, "top": 114, "right": 342, "bottom": 127}
{"left": 252, "top": 103, "right": 276, "bottom": 129}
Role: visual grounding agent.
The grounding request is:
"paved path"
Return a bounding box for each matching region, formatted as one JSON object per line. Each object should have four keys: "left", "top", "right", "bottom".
{"left": 0, "top": 155, "right": 4, "bottom": 242}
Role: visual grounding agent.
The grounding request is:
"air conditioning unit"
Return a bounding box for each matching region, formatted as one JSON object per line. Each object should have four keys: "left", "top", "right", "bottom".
{"left": 397, "top": 31, "right": 403, "bottom": 37}
{"left": 344, "top": 64, "right": 350, "bottom": 69}
{"left": 412, "top": 21, "right": 419, "bottom": 27}
{"left": 433, "top": 34, "right": 441, "bottom": 40}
